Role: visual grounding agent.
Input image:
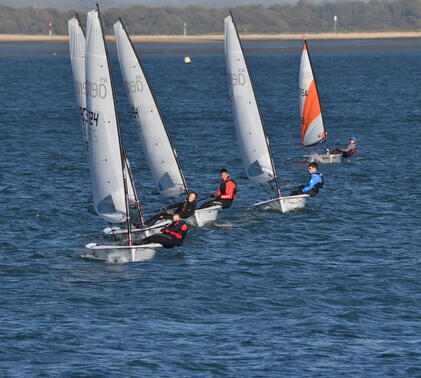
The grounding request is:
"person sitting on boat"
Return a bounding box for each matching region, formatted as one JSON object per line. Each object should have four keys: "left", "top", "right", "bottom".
{"left": 331, "top": 137, "right": 357, "bottom": 158}
{"left": 290, "top": 162, "right": 323, "bottom": 197}
{"left": 200, "top": 168, "right": 237, "bottom": 209}
{"left": 136, "top": 214, "right": 188, "bottom": 249}
{"left": 144, "top": 191, "right": 198, "bottom": 226}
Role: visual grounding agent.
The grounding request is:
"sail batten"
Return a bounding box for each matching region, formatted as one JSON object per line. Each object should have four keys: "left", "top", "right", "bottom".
{"left": 85, "top": 9, "right": 128, "bottom": 224}
{"left": 114, "top": 20, "right": 187, "bottom": 198}
{"left": 224, "top": 14, "right": 278, "bottom": 186}
{"left": 299, "top": 40, "right": 327, "bottom": 147}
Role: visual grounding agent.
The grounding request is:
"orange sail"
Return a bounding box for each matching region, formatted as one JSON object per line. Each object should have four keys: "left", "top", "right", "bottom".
{"left": 299, "top": 41, "right": 326, "bottom": 146}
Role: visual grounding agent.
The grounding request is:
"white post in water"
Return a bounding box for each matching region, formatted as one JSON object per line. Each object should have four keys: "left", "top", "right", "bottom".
{"left": 183, "top": 22, "right": 187, "bottom": 36}
{"left": 333, "top": 15, "right": 338, "bottom": 32}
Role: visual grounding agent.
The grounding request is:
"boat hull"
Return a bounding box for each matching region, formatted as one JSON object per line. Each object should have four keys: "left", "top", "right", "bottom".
{"left": 83, "top": 242, "right": 160, "bottom": 263}
{"left": 103, "top": 219, "right": 171, "bottom": 239}
{"left": 103, "top": 206, "right": 221, "bottom": 238}
{"left": 187, "top": 205, "right": 221, "bottom": 227}
{"left": 306, "top": 153, "right": 343, "bottom": 164}
{"left": 253, "top": 194, "right": 309, "bottom": 213}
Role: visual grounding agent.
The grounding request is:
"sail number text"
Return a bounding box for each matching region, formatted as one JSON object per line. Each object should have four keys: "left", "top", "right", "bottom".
{"left": 124, "top": 75, "right": 144, "bottom": 94}
{"left": 86, "top": 109, "right": 100, "bottom": 143}
{"left": 82, "top": 78, "right": 108, "bottom": 99}
{"left": 228, "top": 69, "right": 246, "bottom": 86}
{"left": 86, "top": 110, "right": 99, "bottom": 127}
{"left": 299, "top": 88, "right": 308, "bottom": 97}
{"left": 132, "top": 106, "right": 139, "bottom": 118}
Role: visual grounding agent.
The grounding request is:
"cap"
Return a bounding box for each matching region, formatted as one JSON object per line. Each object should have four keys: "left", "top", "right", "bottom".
{"left": 350, "top": 136, "right": 357, "bottom": 142}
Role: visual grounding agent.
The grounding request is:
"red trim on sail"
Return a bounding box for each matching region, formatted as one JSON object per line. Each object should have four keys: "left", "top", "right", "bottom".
{"left": 301, "top": 80, "right": 322, "bottom": 145}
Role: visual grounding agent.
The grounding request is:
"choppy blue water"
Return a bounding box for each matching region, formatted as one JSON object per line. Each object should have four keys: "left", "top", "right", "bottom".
{"left": 1, "top": 39, "right": 420, "bottom": 376}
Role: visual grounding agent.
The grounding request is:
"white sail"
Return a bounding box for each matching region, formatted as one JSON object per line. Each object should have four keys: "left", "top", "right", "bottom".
{"left": 299, "top": 41, "right": 326, "bottom": 147}
{"left": 69, "top": 15, "right": 136, "bottom": 206}
{"left": 224, "top": 14, "right": 275, "bottom": 183}
{"left": 114, "top": 20, "right": 187, "bottom": 198}
{"left": 85, "top": 9, "right": 127, "bottom": 223}
{"left": 68, "top": 16, "right": 88, "bottom": 147}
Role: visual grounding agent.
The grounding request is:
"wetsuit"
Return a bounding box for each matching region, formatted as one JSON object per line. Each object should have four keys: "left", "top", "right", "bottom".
{"left": 137, "top": 220, "right": 188, "bottom": 249}
{"left": 291, "top": 171, "right": 323, "bottom": 197}
{"left": 145, "top": 199, "right": 196, "bottom": 226}
{"left": 200, "top": 177, "right": 237, "bottom": 209}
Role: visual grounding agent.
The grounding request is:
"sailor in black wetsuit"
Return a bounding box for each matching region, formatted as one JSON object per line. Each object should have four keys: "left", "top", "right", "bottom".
{"left": 145, "top": 191, "right": 198, "bottom": 226}
{"left": 137, "top": 214, "right": 188, "bottom": 249}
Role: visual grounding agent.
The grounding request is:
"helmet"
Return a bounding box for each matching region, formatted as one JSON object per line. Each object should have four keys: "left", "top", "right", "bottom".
{"left": 350, "top": 136, "right": 357, "bottom": 142}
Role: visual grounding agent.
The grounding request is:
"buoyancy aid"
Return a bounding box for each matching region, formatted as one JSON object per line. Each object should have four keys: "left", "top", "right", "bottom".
{"left": 217, "top": 177, "right": 237, "bottom": 200}
{"left": 313, "top": 172, "right": 324, "bottom": 192}
{"left": 164, "top": 220, "right": 188, "bottom": 240}
{"left": 343, "top": 145, "right": 357, "bottom": 158}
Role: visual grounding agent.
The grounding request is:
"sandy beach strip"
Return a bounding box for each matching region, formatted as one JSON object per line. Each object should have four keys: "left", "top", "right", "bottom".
{"left": 1, "top": 31, "right": 421, "bottom": 43}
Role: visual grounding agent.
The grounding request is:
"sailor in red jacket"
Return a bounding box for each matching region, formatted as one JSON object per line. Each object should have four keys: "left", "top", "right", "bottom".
{"left": 137, "top": 214, "right": 188, "bottom": 248}
{"left": 200, "top": 168, "right": 237, "bottom": 209}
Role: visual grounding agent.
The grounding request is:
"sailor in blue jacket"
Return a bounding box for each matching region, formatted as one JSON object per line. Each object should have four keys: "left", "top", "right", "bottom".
{"left": 291, "top": 162, "right": 324, "bottom": 197}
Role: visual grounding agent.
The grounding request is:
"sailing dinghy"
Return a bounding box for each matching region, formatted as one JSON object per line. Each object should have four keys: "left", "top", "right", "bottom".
{"left": 224, "top": 13, "right": 308, "bottom": 213}
{"left": 78, "top": 6, "right": 161, "bottom": 262}
{"left": 299, "top": 40, "right": 342, "bottom": 164}
{"left": 103, "top": 19, "right": 220, "bottom": 238}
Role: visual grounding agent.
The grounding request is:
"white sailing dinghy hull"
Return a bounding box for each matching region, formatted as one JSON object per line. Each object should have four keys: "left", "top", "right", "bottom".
{"left": 103, "top": 205, "right": 221, "bottom": 238}
{"left": 306, "top": 153, "right": 343, "bottom": 164}
{"left": 103, "top": 219, "right": 171, "bottom": 239}
{"left": 187, "top": 206, "right": 221, "bottom": 227}
{"left": 84, "top": 242, "right": 160, "bottom": 263}
{"left": 253, "top": 194, "right": 309, "bottom": 213}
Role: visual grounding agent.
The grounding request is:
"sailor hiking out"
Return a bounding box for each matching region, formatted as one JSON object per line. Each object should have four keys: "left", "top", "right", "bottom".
{"left": 331, "top": 137, "right": 357, "bottom": 158}
{"left": 144, "top": 192, "right": 198, "bottom": 226}
{"left": 136, "top": 214, "right": 188, "bottom": 249}
{"left": 291, "top": 162, "right": 323, "bottom": 197}
{"left": 200, "top": 168, "right": 237, "bottom": 209}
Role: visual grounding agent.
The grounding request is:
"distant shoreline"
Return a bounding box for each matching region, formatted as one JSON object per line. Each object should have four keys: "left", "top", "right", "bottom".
{"left": 1, "top": 31, "right": 421, "bottom": 43}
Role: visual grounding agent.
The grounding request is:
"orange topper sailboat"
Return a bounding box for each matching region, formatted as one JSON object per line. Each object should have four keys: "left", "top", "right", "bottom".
{"left": 299, "top": 40, "right": 342, "bottom": 163}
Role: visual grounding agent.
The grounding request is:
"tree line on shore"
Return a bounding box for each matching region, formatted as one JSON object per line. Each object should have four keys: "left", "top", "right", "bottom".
{"left": 0, "top": 0, "right": 420, "bottom": 35}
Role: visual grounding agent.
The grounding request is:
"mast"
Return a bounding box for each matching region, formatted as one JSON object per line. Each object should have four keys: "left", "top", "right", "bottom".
{"left": 117, "top": 19, "right": 189, "bottom": 196}
{"left": 96, "top": 4, "right": 132, "bottom": 245}
{"left": 304, "top": 39, "right": 329, "bottom": 149}
{"left": 229, "top": 11, "right": 281, "bottom": 198}
{"left": 74, "top": 13, "right": 85, "bottom": 37}
{"left": 122, "top": 148, "right": 145, "bottom": 226}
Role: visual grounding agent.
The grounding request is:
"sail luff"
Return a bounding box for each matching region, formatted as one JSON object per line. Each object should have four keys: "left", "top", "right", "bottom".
{"left": 68, "top": 15, "right": 88, "bottom": 148}
{"left": 114, "top": 19, "right": 188, "bottom": 198}
{"left": 299, "top": 40, "right": 327, "bottom": 147}
{"left": 224, "top": 12, "right": 280, "bottom": 196}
